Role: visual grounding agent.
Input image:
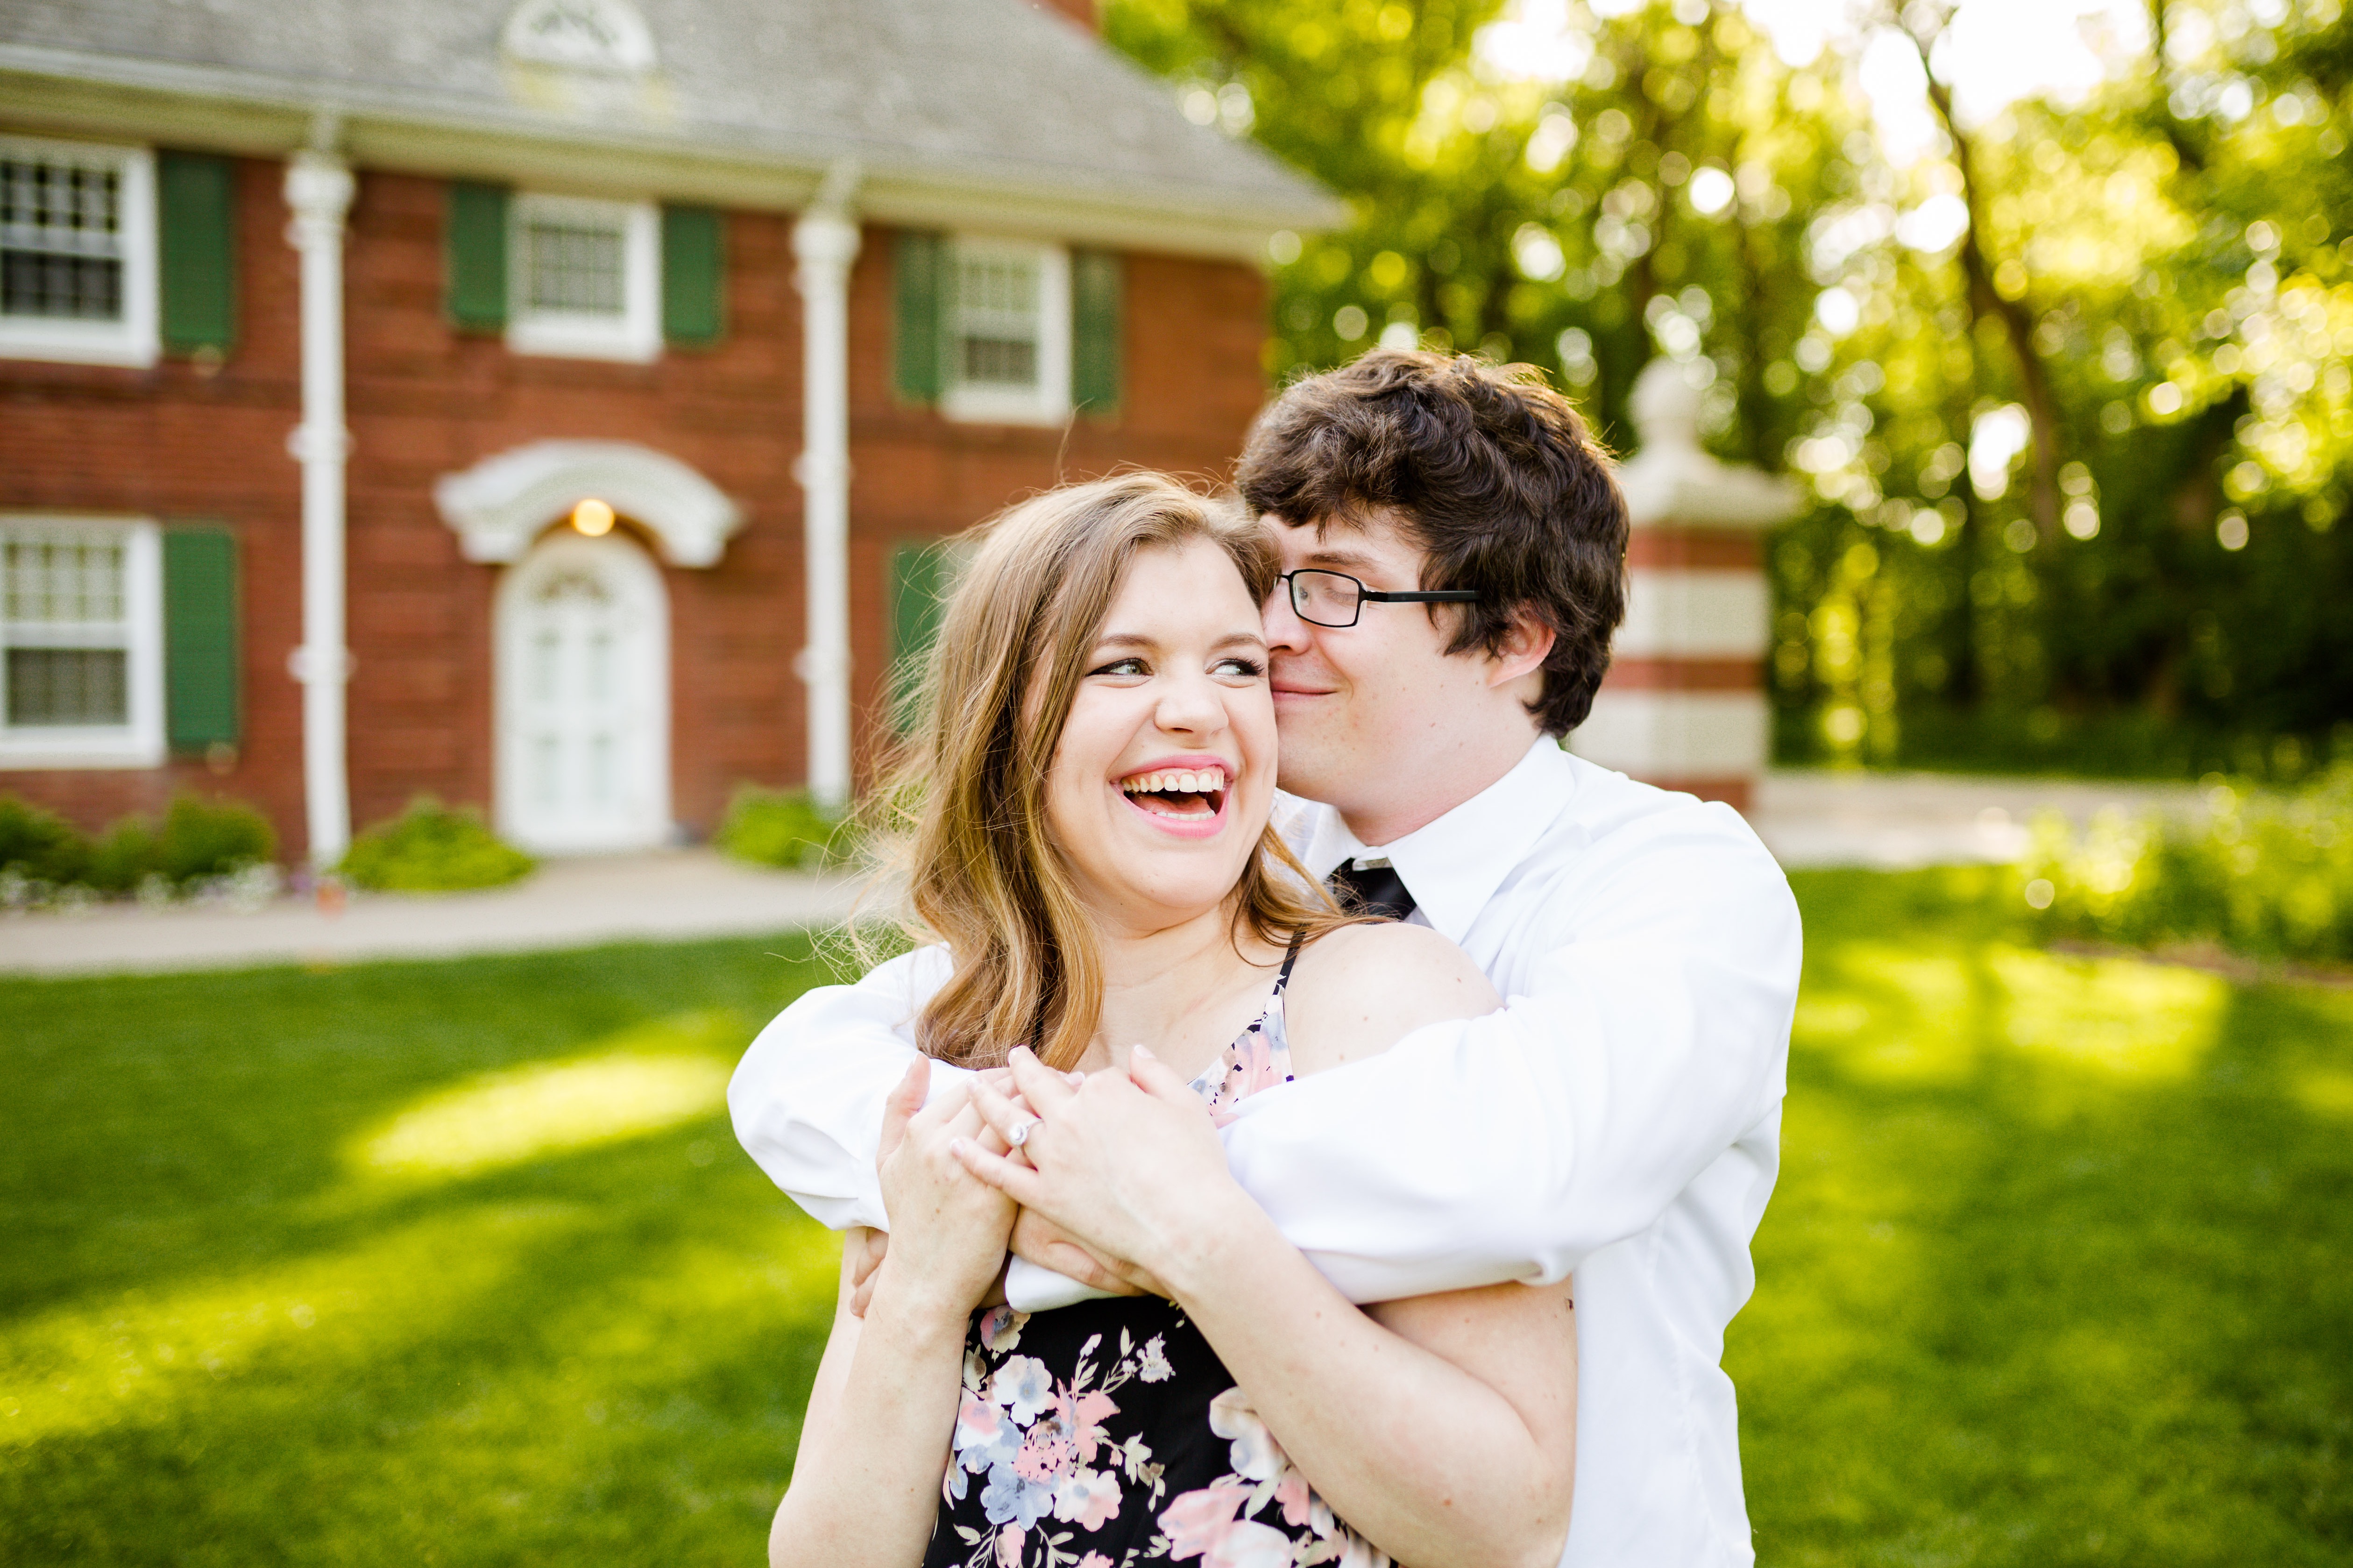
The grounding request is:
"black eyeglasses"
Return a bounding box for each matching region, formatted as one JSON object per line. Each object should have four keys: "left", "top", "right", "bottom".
{"left": 1277, "top": 569, "right": 1481, "bottom": 629}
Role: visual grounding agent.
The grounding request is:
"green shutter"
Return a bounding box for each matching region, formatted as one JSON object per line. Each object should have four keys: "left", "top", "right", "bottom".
{"left": 1072, "top": 248, "right": 1122, "bottom": 416}
{"left": 446, "top": 182, "right": 510, "bottom": 332}
{"left": 157, "top": 151, "right": 236, "bottom": 354}
{"left": 894, "top": 231, "right": 944, "bottom": 403}
{"left": 887, "top": 540, "right": 957, "bottom": 729}
{"left": 163, "top": 528, "right": 239, "bottom": 750}
{"left": 662, "top": 205, "right": 724, "bottom": 345}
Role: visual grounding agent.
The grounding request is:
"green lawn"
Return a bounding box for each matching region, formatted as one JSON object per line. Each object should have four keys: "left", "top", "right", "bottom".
{"left": 3, "top": 875, "right": 2349, "bottom": 1564}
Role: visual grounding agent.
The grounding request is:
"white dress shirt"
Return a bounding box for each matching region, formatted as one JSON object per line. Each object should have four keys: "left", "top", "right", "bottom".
{"left": 728, "top": 738, "right": 1801, "bottom": 1568}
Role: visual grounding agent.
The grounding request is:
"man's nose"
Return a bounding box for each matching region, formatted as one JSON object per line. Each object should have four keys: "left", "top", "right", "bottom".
{"left": 1262, "top": 589, "right": 1312, "bottom": 653}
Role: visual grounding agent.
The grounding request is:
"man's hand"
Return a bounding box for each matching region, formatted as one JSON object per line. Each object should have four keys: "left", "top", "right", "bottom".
{"left": 845, "top": 1226, "right": 890, "bottom": 1318}
{"left": 1009, "top": 1209, "right": 1158, "bottom": 1298}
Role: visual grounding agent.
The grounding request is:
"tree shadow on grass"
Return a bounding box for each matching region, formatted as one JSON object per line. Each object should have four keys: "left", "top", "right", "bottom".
{"left": 1, "top": 934, "right": 856, "bottom": 1565}
{"left": 1736, "top": 871, "right": 2353, "bottom": 1567}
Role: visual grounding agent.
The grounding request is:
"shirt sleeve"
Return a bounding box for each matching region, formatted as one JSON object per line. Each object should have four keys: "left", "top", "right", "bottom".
{"left": 1218, "top": 811, "right": 1801, "bottom": 1304}
{"left": 729, "top": 944, "right": 1112, "bottom": 1310}
{"left": 726, "top": 944, "right": 971, "bottom": 1231}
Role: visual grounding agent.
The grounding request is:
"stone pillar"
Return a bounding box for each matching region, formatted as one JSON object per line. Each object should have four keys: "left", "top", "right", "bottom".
{"left": 793, "top": 161, "right": 861, "bottom": 814}
{"left": 1570, "top": 359, "right": 1799, "bottom": 813}
{"left": 283, "top": 147, "right": 356, "bottom": 865}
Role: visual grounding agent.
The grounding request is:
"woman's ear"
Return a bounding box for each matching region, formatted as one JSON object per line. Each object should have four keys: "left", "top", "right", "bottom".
{"left": 1484, "top": 609, "right": 1557, "bottom": 688}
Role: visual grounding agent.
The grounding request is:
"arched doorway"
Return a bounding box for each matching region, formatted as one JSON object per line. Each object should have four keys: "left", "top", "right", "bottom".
{"left": 494, "top": 529, "right": 669, "bottom": 854}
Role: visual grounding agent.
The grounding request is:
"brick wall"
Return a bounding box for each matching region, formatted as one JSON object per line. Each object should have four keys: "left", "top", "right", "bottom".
{"left": 0, "top": 154, "right": 306, "bottom": 847}
{"left": 1, "top": 153, "right": 1272, "bottom": 857}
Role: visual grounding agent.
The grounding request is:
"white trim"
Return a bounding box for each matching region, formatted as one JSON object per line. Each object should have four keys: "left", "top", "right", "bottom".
{"left": 432, "top": 439, "right": 743, "bottom": 568}
{"left": 494, "top": 529, "right": 672, "bottom": 855}
{"left": 505, "top": 192, "right": 661, "bottom": 363}
{"left": 0, "top": 516, "right": 166, "bottom": 769}
{"left": 940, "top": 235, "right": 1071, "bottom": 428}
{"left": 0, "top": 133, "right": 158, "bottom": 369}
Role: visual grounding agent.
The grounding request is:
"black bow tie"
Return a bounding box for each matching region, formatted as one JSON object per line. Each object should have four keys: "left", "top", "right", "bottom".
{"left": 1327, "top": 858, "right": 1417, "bottom": 922}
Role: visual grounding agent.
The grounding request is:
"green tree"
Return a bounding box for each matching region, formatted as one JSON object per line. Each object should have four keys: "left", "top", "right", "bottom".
{"left": 1105, "top": 0, "right": 2353, "bottom": 777}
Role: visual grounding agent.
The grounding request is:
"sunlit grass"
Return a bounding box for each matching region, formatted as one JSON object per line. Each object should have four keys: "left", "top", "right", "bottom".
{"left": 0, "top": 937, "right": 845, "bottom": 1567}
{"left": 1735, "top": 869, "right": 2353, "bottom": 1567}
{"left": 4, "top": 885, "right": 2348, "bottom": 1565}
{"left": 352, "top": 1015, "right": 739, "bottom": 1182}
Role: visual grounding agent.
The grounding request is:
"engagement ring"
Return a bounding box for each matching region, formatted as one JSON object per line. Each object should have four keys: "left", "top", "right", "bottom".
{"left": 1007, "top": 1117, "right": 1040, "bottom": 1148}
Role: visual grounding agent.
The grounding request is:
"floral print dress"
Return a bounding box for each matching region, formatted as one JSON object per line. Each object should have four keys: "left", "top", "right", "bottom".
{"left": 924, "top": 943, "right": 1387, "bottom": 1568}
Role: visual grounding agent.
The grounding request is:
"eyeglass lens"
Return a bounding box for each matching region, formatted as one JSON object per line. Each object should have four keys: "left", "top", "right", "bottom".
{"left": 1288, "top": 570, "right": 1361, "bottom": 627}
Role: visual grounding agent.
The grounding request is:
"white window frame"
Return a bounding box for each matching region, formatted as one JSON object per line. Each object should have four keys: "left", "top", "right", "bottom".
{"left": 505, "top": 192, "right": 661, "bottom": 363}
{"left": 0, "top": 135, "right": 159, "bottom": 369}
{"left": 0, "top": 516, "right": 165, "bottom": 770}
{"left": 941, "top": 235, "right": 1071, "bottom": 427}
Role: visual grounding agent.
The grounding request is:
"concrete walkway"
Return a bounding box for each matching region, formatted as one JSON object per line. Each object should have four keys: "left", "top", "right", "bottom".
{"left": 2, "top": 770, "right": 2202, "bottom": 978}
{"left": 0, "top": 850, "right": 865, "bottom": 979}
{"left": 1747, "top": 769, "right": 2198, "bottom": 872}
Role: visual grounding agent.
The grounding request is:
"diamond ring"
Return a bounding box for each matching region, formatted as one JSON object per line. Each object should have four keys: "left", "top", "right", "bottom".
{"left": 1006, "top": 1116, "right": 1041, "bottom": 1148}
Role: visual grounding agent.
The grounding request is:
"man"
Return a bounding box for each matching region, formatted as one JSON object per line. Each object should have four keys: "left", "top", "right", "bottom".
{"left": 729, "top": 349, "right": 1801, "bottom": 1565}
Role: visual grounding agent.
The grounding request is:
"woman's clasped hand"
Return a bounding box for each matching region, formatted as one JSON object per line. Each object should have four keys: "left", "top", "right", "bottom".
{"left": 867, "top": 1059, "right": 1019, "bottom": 1322}
{"left": 958, "top": 1044, "right": 1234, "bottom": 1299}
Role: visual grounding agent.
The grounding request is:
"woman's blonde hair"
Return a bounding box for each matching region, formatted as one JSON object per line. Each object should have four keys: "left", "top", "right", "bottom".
{"left": 872, "top": 472, "right": 1353, "bottom": 1071}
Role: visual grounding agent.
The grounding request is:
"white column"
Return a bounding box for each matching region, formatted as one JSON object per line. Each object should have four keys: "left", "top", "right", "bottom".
{"left": 283, "top": 150, "right": 356, "bottom": 865}
{"left": 792, "top": 163, "right": 861, "bottom": 812}
{"left": 1571, "top": 359, "right": 1798, "bottom": 811}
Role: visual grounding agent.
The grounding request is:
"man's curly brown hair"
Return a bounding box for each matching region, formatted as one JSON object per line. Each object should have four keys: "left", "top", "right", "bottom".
{"left": 1235, "top": 349, "right": 1628, "bottom": 736}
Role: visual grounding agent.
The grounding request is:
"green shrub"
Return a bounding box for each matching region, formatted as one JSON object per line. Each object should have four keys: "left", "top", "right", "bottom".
{"left": 83, "top": 817, "right": 163, "bottom": 895}
{"left": 2020, "top": 764, "right": 2353, "bottom": 965}
{"left": 339, "top": 800, "right": 536, "bottom": 893}
{"left": 0, "top": 792, "right": 275, "bottom": 896}
{"left": 0, "top": 795, "right": 91, "bottom": 885}
{"left": 155, "top": 793, "right": 276, "bottom": 883}
{"left": 713, "top": 785, "right": 849, "bottom": 870}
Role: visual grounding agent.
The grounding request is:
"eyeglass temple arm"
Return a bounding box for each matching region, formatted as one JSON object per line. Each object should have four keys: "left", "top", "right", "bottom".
{"left": 1359, "top": 589, "right": 1481, "bottom": 603}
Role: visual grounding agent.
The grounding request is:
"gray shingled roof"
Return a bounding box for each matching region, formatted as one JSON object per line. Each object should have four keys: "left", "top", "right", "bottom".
{"left": 0, "top": 0, "right": 1340, "bottom": 239}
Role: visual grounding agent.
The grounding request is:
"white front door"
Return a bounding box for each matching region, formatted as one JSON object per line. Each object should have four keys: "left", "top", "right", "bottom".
{"left": 495, "top": 530, "right": 669, "bottom": 854}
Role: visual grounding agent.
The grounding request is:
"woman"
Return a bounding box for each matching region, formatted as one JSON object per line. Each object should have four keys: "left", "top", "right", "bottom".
{"left": 770, "top": 475, "right": 1577, "bottom": 1568}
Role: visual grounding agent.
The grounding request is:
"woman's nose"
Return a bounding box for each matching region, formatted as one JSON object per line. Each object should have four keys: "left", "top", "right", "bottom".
{"left": 1155, "top": 671, "right": 1227, "bottom": 735}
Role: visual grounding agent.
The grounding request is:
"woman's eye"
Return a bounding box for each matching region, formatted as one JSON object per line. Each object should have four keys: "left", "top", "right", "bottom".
{"left": 1213, "top": 657, "right": 1266, "bottom": 679}
{"left": 1092, "top": 657, "right": 1149, "bottom": 677}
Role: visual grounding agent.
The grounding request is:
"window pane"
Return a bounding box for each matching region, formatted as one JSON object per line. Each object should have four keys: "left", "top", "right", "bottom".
{"left": 955, "top": 250, "right": 1040, "bottom": 389}
{"left": 0, "top": 156, "right": 126, "bottom": 321}
{"left": 524, "top": 220, "right": 625, "bottom": 315}
{"left": 5, "top": 534, "right": 126, "bottom": 623}
{"left": 7, "top": 647, "right": 128, "bottom": 725}
{"left": 962, "top": 335, "right": 1037, "bottom": 385}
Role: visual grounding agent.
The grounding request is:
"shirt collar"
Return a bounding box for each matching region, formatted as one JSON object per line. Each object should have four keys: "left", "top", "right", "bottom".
{"left": 1299, "top": 738, "right": 1580, "bottom": 944}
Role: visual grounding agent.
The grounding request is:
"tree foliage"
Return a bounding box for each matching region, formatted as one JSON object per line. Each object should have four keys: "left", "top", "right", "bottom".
{"left": 1105, "top": 0, "right": 2353, "bottom": 776}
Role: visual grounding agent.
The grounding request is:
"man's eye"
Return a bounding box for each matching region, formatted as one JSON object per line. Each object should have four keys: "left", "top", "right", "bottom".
{"left": 1092, "top": 657, "right": 1149, "bottom": 677}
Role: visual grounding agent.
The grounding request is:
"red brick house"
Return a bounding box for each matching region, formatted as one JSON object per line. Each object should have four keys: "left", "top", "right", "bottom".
{"left": 0, "top": 0, "right": 1335, "bottom": 861}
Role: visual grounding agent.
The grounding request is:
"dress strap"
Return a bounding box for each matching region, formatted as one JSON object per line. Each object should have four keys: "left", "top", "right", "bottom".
{"left": 1274, "top": 929, "right": 1308, "bottom": 993}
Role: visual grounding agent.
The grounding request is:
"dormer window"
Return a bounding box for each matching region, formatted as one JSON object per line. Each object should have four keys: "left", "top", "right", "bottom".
{"left": 507, "top": 193, "right": 660, "bottom": 362}
{"left": 501, "top": 0, "right": 658, "bottom": 73}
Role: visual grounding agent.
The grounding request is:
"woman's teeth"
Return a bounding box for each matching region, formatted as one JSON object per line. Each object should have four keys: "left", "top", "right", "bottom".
{"left": 1120, "top": 767, "right": 1227, "bottom": 818}
{"left": 1121, "top": 768, "right": 1226, "bottom": 796}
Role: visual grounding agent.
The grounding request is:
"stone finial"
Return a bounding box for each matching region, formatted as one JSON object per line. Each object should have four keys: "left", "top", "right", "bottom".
{"left": 1613, "top": 358, "right": 1802, "bottom": 530}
